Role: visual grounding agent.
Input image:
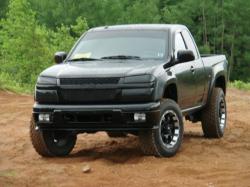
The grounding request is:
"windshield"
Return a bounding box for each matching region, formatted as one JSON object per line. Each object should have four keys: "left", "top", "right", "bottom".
{"left": 68, "top": 30, "right": 168, "bottom": 60}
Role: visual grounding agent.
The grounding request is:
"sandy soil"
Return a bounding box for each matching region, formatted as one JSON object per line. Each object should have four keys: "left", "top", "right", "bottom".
{"left": 0, "top": 88, "right": 250, "bottom": 187}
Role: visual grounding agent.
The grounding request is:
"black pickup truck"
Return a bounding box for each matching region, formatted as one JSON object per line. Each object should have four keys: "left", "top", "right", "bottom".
{"left": 30, "top": 24, "right": 228, "bottom": 157}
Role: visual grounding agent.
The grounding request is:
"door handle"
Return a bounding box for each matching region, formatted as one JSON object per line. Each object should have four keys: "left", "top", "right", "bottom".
{"left": 190, "top": 66, "right": 195, "bottom": 73}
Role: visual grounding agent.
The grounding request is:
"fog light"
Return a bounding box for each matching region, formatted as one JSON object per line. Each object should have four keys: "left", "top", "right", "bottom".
{"left": 134, "top": 113, "right": 146, "bottom": 122}
{"left": 38, "top": 113, "right": 51, "bottom": 122}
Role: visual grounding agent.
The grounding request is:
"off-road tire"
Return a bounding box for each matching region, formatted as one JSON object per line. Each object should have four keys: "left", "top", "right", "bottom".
{"left": 30, "top": 118, "right": 76, "bottom": 157}
{"left": 201, "top": 88, "right": 227, "bottom": 138}
{"left": 139, "top": 99, "right": 184, "bottom": 157}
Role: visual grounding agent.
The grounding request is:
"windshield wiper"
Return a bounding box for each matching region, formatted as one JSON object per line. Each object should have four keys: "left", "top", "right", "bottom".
{"left": 101, "top": 55, "right": 141, "bottom": 60}
{"left": 68, "top": 57, "right": 101, "bottom": 62}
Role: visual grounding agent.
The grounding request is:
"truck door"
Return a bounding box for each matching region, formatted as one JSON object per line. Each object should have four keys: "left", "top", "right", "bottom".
{"left": 173, "top": 32, "right": 197, "bottom": 109}
{"left": 182, "top": 30, "right": 206, "bottom": 106}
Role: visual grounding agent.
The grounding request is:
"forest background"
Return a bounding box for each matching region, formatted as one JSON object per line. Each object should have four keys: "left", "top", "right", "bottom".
{"left": 0, "top": 0, "right": 249, "bottom": 93}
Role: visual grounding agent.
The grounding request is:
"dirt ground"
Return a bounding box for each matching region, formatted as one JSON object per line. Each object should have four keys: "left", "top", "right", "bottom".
{"left": 0, "top": 88, "right": 250, "bottom": 187}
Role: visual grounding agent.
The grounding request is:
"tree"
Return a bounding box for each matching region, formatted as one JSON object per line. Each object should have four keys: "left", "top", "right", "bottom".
{"left": 1, "top": 0, "right": 250, "bottom": 89}
{"left": 162, "top": 0, "right": 250, "bottom": 81}
{"left": 0, "top": 0, "right": 51, "bottom": 84}
{"left": 119, "top": 0, "right": 161, "bottom": 23}
{"left": 0, "top": 0, "right": 9, "bottom": 18}
{"left": 0, "top": 0, "right": 89, "bottom": 86}
{"left": 223, "top": 0, "right": 250, "bottom": 81}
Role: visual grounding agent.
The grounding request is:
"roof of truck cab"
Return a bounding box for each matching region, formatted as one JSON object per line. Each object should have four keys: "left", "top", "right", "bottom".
{"left": 88, "top": 24, "right": 187, "bottom": 32}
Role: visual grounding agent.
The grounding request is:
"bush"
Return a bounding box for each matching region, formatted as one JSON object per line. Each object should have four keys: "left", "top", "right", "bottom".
{"left": 229, "top": 80, "right": 250, "bottom": 91}
{"left": 0, "top": 72, "right": 33, "bottom": 93}
{"left": 0, "top": 0, "right": 88, "bottom": 93}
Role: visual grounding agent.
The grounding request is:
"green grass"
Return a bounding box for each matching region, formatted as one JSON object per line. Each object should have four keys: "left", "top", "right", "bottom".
{"left": 0, "top": 72, "right": 33, "bottom": 94}
{"left": 229, "top": 80, "right": 250, "bottom": 91}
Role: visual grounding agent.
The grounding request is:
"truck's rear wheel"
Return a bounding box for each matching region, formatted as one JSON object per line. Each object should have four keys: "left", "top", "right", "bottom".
{"left": 30, "top": 118, "right": 76, "bottom": 157}
{"left": 201, "top": 88, "right": 227, "bottom": 138}
{"left": 139, "top": 99, "right": 184, "bottom": 157}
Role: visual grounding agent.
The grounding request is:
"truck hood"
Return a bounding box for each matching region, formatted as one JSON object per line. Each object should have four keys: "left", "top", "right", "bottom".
{"left": 40, "top": 60, "right": 164, "bottom": 78}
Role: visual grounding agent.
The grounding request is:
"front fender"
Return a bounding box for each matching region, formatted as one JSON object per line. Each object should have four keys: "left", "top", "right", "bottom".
{"left": 154, "top": 70, "right": 178, "bottom": 101}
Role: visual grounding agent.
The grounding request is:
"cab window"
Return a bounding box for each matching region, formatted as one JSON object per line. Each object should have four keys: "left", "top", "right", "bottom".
{"left": 174, "top": 32, "right": 187, "bottom": 58}
{"left": 182, "top": 30, "right": 199, "bottom": 59}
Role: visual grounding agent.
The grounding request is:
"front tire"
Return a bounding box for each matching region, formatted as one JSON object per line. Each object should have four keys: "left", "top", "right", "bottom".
{"left": 201, "top": 88, "right": 227, "bottom": 138}
{"left": 30, "top": 118, "right": 76, "bottom": 157}
{"left": 139, "top": 99, "right": 184, "bottom": 157}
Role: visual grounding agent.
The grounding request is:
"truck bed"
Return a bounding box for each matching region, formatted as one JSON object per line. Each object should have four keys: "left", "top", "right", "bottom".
{"left": 201, "top": 54, "right": 226, "bottom": 67}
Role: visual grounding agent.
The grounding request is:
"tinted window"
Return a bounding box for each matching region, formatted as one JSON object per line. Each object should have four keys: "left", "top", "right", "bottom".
{"left": 182, "top": 30, "right": 199, "bottom": 59}
{"left": 175, "top": 32, "right": 186, "bottom": 58}
{"left": 69, "top": 30, "right": 168, "bottom": 60}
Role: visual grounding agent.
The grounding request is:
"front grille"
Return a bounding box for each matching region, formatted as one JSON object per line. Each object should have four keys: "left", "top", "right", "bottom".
{"left": 63, "top": 113, "right": 113, "bottom": 123}
{"left": 60, "top": 89, "right": 120, "bottom": 103}
{"left": 60, "top": 77, "right": 120, "bottom": 85}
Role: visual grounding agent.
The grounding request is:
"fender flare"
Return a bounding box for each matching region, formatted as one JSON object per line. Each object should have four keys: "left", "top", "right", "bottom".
{"left": 161, "top": 78, "right": 178, "bottom": 102}
{"left": 207, "top": 71, "right": 226, "bottom": 103}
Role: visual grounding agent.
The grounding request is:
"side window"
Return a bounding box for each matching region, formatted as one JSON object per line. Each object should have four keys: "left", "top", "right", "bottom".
{"left": 182, "top": 30, "right": 199, "bottom": 59}
{"left": 175, "top": 32, "right": 186, "bottom": 58}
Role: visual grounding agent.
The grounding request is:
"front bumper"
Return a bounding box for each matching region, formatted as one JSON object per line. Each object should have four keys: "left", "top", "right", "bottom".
{"left": 33, "top": 102, "right": 160, "bottom": 132}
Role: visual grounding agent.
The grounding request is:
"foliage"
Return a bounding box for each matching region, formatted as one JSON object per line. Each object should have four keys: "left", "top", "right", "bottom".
{"left": 0, "top": 0, "right": 9, "bottom": 18}
{"left": 0, "top": 72, "right": 33, "bottom": 93}
{"left": 0, "top": 0, "right": 88, "bottom": 93}
{"left": 163, "top": 0, "right": 250, "bottom": 82}
{"left": 230, "top": 80, "right": 250, "bottom": 91}
{"left": 0, "top": 0, "right": 48, "bottom": 86}
{"left": 119, "top": 0, "right": 161, "bottom": 23}
{"left": 0, "top": 0, "right": 250, "bottom": 93}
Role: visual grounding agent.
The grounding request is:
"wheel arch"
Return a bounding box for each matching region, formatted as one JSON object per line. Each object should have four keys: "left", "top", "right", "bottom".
{"left": 214, "top": 75, "right": 226, "bottom": 95}
{"left": 206, "top": 71, "right": 227, "bottom": 105}
{"left": 162, "top": 81, "right": 178, "bottom": 103}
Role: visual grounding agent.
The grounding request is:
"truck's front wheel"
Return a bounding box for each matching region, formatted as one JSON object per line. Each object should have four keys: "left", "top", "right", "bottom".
{"left": 139, "top": 99, "right": 184, "bottom": 157}
{"left": 30, "top": 118, "right": 76, "bottom": 157}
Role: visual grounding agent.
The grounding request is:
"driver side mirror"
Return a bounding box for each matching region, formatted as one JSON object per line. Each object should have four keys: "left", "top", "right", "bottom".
{"left": 177, "top": 50, "right": 195, "bottom": 63}
{"left": 54, "top": 51, "right": 67, "bottom": 64}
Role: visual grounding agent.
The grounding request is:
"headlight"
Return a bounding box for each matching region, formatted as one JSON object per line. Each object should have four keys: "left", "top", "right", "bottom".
{"left": 124, "top": 75, "right": 155, "bottom": 83}
{"left": 37, "top": 76, "right": 57, "bottom": 85}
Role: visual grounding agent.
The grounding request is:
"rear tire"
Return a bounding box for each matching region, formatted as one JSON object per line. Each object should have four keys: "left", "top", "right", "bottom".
{"left": 201, "top": 88, "right": 227, "bottom": 138}
{"left": 139, "top": 99, "right": 184, "bottom": 157}
{"left": 30, "top": 118, "right": 76, "bottom": 157}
